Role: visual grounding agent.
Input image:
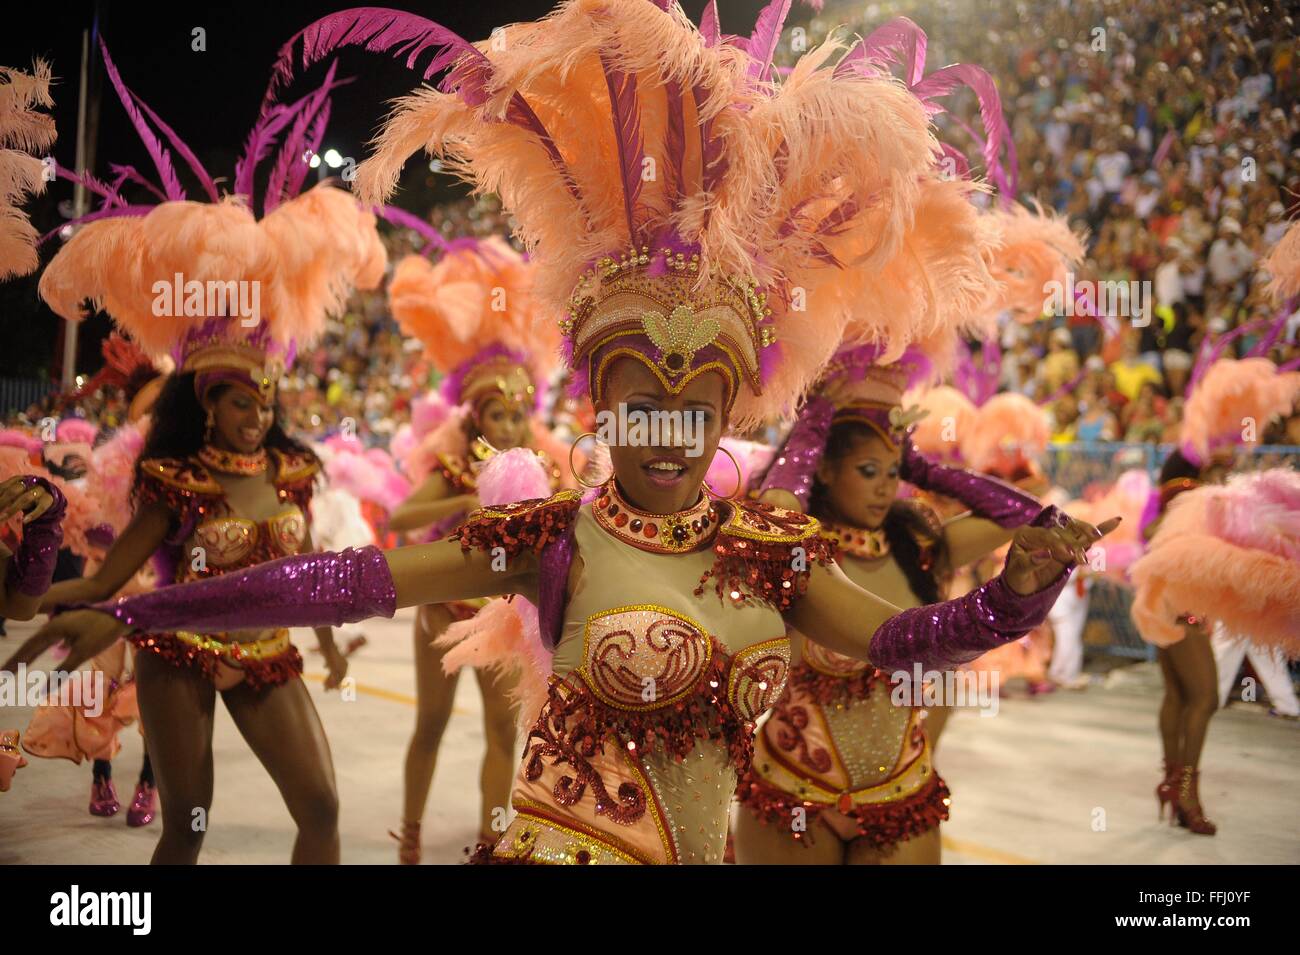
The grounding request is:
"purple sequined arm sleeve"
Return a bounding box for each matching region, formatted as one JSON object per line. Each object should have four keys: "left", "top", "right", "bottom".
{"left": 89, "top": 546, "right": 396, "bottom": 633}
{"left": 899, "top": 437, "right": 1050, "bottom": 528}
{"left": 868, "top": 567, "right": 1069, "bottom": 674}
{"left": 758, "top": 395, "right": 835, "bottom": 509}
{"left": 7, "top": 476, "right": 67, "bottom": 597}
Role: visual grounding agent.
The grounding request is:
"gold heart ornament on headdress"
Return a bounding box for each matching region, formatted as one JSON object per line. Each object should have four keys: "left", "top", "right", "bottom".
{"left": 641, "top": 305, "right": 721, "bottom": 378}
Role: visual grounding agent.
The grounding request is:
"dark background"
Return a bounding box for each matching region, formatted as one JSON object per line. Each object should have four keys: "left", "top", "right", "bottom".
{"left": 1, "top": 0, "right": 769, "bottom": 381}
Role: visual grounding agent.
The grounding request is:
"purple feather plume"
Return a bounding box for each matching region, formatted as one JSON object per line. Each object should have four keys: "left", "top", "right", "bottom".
{"left": 97, "top": 39, "right": 185, "bottom": 201}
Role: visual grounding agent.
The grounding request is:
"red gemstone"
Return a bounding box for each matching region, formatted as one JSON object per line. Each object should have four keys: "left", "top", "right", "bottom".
{"left": 630, "top": 519, "right": 643, "bottom": 532}
{"left": 614, "top": 513, "right": 628, "bottom": 527}
{"left": 644, "top": 523, "right": 658, "bottom": 537}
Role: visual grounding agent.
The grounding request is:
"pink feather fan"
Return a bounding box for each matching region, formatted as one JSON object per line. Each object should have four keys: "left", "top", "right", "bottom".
{"left": 0, "top": 60, "right": 55, "bottom": 281}
{"left": 906, "top": 385, "right": 977, "bottom": 465}
{"left": 1131, "top": 469, "right": 1300, "bottom": 656}
{"left": 435, "top": 447, "right": 555, "bottom": 725}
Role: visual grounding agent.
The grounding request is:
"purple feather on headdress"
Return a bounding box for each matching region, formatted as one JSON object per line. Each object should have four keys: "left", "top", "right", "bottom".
{"left": 699, "top": 1, "right": 722, "bottom": 46}
{"left": 107, "top": 165, "right": 168, "bottom": 204}
{"left": 745, "top": 0, "right": 793, "bottom": 83}
{"left": 129, "top": 93, "right": 220, "bottom": 203}
{"left": 600, "top": 57, "right": 643, "bottom": 239}
{"left": 439, "top": 343, "right": 539, "bottom": 409}
{"left": 265, "top": 62, "right": 350, "bottom": 214}
{"left": 97, "top": 38, "right": 185, "bottom": 202}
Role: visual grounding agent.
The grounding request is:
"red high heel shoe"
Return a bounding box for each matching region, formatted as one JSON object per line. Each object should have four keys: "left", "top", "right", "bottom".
{"left": 126, "top": 782, "right": 157, "bottom": 827}
{"left": 0, "top": 730, "right": 28, "bottom": 793}
{"left": 1155, "top": 761, "right": 1179, "bottom": 821}
{"left": 1172, "top": 767, "right": 1216, "bottom": 835}
{"left": 389, "top": 820, "right": 421, "bottom": 865}
{"left": 89, "top": 779, "right": 121, "bottom": 817}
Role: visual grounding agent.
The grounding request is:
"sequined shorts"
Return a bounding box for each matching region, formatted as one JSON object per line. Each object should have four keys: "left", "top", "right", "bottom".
{"left": 130, "top": 629, "right": 302, "bottom": 690}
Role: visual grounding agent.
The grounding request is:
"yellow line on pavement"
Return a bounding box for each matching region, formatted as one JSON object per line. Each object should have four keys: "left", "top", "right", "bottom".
{"left": 300, "top": 672, "right": 472, "bottom": 716}
{"left": 940, "top": 834, "right": 1039, "bottom": 865}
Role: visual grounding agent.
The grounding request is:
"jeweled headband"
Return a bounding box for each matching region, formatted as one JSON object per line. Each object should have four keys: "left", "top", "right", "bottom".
{"left": 443, "top": 345, "right": 539, "bottom": 418}
{"left": 563, "top": 245, "right": 776, "bottom": 413}
{"left": 179, "top": 318, "right": 292, "bottom": 406}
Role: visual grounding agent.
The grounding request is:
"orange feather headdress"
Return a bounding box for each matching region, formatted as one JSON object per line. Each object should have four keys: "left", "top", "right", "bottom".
{"left": 0, "top": 60, "right": 56, "bottom": 281}
{"left": 263, "top": 0, "right": 982, "bottom": 429}
{"left": 387, "top": 235, "right": 557, "bottom": 414}
{"left": 1177, "top": 357, "right": 1299, "bottom": 464}
{"left": 36, "top": 42, "right": 385, "bottom": 405}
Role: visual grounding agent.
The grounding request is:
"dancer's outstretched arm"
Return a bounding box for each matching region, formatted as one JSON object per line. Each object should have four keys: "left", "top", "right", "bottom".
{"left": 787, "top": 513, "right": 1119, "bottom": 672}
{"left": 2, "top": 537, "right": 540, "bottom": 673}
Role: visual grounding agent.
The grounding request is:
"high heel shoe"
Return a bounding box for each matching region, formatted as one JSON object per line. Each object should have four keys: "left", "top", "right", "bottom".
{"left": 1172, "top": 766, "right": 1216, "bottom": 835}
{"left": 389, "top": 820, "right": 421, "bottom": 865}
{"left": 1155, "top": 760, "right": 1179, "bottom": 821}
{"left": 126, "top": 782, "right": 157, "bottom": 827}
{"left": 89, "top": 779, "right": 121, "bottom": 817}
{"left": 0, "top": 730, "right": 27, "bottom": 793}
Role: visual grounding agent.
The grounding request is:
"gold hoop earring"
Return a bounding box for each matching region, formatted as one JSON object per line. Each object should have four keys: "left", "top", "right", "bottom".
{"left": 568, "top": 432, "right": 606, "bottom": 489}
{"left": 705, "top": 444, "right": 743, "bottom": 501}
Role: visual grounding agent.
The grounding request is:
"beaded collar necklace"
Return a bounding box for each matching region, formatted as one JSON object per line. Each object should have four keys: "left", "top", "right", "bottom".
{"left": 198, "top": 445, "right": 269, "bottom": 476}
{"left": 821, "top": 520, "right": 890, "bottom": 560}
{"left": 593, "top": 480, "right": 718, "bottom": 554}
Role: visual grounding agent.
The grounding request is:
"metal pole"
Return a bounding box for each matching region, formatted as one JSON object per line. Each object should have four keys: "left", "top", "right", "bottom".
{"left": 60, "top": 28, "right": 91, "bottom": 391}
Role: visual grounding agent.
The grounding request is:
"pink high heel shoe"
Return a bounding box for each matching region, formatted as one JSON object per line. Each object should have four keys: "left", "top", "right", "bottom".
{"left": 126, "top": 782, "right": 157, "bottom": 827}
{"left": 89, "top": 779, "right": 121, "bottom": 817}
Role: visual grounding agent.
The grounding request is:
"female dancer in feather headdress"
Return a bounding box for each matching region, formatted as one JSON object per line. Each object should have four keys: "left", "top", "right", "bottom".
{"left": 1, "top": 43, "right": 385, "bottom": 861}
{"left": 12, "top": 1, "right": 1114, "bottom": 864}
{"left": 381, "top": 226, "right": 578, "bottom": 861}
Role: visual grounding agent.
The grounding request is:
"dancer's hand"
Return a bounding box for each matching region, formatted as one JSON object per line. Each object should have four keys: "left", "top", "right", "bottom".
{"left": 0, "top": 610, "right": 128, "bottom": 673}
{"left": 0, "top": 476, "right": 58, "bottom": 525}
{"left": 1004, "top": 515, "right": 1121, "bottom": 596}
{"left": 321, "top": 642, "right": 348, "bottom": 690}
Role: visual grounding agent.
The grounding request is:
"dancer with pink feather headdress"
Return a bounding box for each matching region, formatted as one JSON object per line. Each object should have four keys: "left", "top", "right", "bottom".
{"left": 1125, "top": 245, "right": 1300, "bottom": 837}
{"left": 2, "top": 39, "right": 386, "bottom": 862}
{"left": 379, "top": 225, "right": 580, "bottom": 863}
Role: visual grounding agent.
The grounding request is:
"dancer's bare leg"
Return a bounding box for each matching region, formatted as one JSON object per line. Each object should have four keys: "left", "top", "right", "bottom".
{"left": 222, "top": 676, "right": 340, "bottom": 864}
{"left": 134, "top": 651, "right": 215, "bottom": 864}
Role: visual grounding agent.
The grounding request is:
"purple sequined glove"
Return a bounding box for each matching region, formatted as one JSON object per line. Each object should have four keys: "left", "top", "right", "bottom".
{"left": 868, "top": 562, "right": 1070, "bottom": 674}
{"left": 89, "top": 546, "right": 397, "bottom": 633}
{"left": 759, "top": 395, "right": 835, "bottom": 509}
{"left": 899, "top": 436, "right": 1053, "bottom": 528}
{"left": 7, "top": 476, "right": 67, "bottom": 597}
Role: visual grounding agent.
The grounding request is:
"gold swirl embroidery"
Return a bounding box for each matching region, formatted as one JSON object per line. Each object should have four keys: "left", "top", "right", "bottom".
{"left": 578, "top": 604, "right": 714, "bottom": 711}
{"left": 727, "top": 637, "right": 791, "bottom": 720}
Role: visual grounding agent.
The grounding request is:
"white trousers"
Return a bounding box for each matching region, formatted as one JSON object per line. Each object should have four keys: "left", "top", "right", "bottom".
{"left": 1212, "top": 624, "right": 1300, "bottom": 716}
{"left": 1048, "top": 576, "right": 1092, "bottom": 685}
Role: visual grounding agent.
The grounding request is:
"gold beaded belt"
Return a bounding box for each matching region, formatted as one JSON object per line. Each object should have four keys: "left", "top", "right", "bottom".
{"left": 172, "top": 628, "right": 292, "bottom": 663}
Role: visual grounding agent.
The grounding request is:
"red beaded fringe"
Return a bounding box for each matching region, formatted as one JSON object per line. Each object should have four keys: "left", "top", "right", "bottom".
{"left": 787, "top": 662, "right": 891, "bottom": 708}
{"left": 521, "top": 638, "right": 758, "bottom": 829}
{"left": 695, "top": 520, "right": 837, "bottom": 613}
{"left": 128, "top": 632, "right": 303, "bottom": 690}
{"left": 736, "top": 770, "right": 951, "bottom": 850}
{"left": 453, "top": 493, "right": 581, "bottom": 560}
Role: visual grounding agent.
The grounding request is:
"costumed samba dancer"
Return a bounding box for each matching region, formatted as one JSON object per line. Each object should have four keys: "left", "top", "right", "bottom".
{"left": 0, "top": 59, "right": 68, "bottom": 793}
{"left": 381, "top": 228, "right": 577, "bottom": 862}
{"left": 731, "top": 111, "right": 1091, "bottom": 863}
{"left": 1132, "top": 347, "right": 1299, "bottom": 836}
{"left": 1, "top": 40, "right": 385, "bottom": 861}
{"left": 16, "top": 0, "right": 1114, "bottom": 865}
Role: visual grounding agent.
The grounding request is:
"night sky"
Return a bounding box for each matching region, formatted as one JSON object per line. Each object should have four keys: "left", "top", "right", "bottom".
{"left": 2, "top": 1, "right": 769, "bottom": 381}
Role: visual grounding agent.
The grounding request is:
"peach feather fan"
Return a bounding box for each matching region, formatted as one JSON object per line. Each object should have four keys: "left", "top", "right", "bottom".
{"left": 984, "top": 201, "right": 1086, "bottom": 324}
{"left": 260, "top": 1, "right": 972, "bottom": 429}
{"left": 907, "top": 385, "right": 977, "bottom": 464}
{"left": 388, "top": 236, "right": 556, "bottom": 380}
{"left": 1131, "top": 470, "right": 1300, "bottom": 655}
{"left": 35, "top": 40, "right": 384, "bottom": 363}
{"left": 1178, "top": 358, "right": 1300, "bottom": 461}
{"left": 960, "top": 391, "right": 1050, "bottom": 474}
{"left": 1263, "top": 221, "right": 1300, "bottom": 303}
{"left": 0, "top": 60, "right": 56, "bottom": 281}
